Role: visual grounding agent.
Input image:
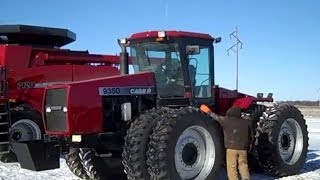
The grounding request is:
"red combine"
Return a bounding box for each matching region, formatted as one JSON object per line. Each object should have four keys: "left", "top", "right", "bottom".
{"left": 0, "top": 25, "right": 123, "bottom": 163}
{"left": 2, "top": 26, "right": 309, "bottom": 180}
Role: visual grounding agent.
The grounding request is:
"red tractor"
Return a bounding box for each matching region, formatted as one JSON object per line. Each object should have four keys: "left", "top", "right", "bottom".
{"left": 0, "top": 24, "right": 123, "bottom": 163}
{"left": 4, "top": 26, "right": 309, "bottom": 180}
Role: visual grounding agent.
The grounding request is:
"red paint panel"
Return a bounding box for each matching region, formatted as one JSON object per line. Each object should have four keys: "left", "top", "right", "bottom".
{"left": 233, "top": 97, "right": 255, "bottom": 110}
{"left": 213, "top": 87, "right": 250, "bottom": 115}
{"left": 45, "top": 72, "right": 155, "bottom": 136}
{"left": 1, "top": 45, "right": 32, "bottom": 68}
{"left": 72, "top": 65, "right": 119, "bottom": 81}
{"left": 0, "top": 46, "right": 5, "bottom": 66}
{"left": 213, "top": 86, "right": 273, "bottom": 115}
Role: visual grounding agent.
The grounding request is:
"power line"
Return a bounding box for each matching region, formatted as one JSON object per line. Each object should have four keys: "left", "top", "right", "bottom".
{"left": 227, "top": 26, "right": 243, "bottom": 91}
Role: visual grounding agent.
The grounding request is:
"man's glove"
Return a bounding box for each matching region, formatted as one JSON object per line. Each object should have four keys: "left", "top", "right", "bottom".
{"left": 200, "top": 105, "right": 219, "bottom": 120}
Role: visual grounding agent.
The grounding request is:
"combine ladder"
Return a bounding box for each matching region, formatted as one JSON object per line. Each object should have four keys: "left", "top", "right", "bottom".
{"left": 0, "top": 66, "right": 11, "bottom": 156}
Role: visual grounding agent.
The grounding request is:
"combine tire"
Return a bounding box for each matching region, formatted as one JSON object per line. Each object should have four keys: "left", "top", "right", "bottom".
{"left": 122, "top": 107, "right": 172, "bottom": 180}
{"left": 147, "top": 107, "right": 223, "bottom": 180}
{"left": 64, "top": 147, "right": 89, "bottom": 180}
{"left": 256, "top": 104, "right": 309, "bottom": 177}
{"left": 79, "top": 148, "right": 126, "bottom": 180}
{"left": 0, "top": 106, "right": 43, "bottom": 163}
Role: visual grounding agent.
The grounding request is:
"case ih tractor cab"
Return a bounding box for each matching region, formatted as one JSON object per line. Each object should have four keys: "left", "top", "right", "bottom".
{"left": 0, "top": 24, "right": 124, "bottom": 163}
{"left": 9, "top": 27, "right": 309, "bottom": 180}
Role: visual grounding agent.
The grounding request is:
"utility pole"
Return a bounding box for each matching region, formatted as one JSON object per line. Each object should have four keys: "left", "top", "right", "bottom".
{"left": 317, "top": 88, "right": 320, "bottom": 108}
{"left": 227, "top": 27, "right": 243, "bottom": 91}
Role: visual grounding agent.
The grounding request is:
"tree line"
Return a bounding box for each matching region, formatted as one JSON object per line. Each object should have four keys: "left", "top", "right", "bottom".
{"left": 277, "top": 100, "right": 320, "bottom": 107}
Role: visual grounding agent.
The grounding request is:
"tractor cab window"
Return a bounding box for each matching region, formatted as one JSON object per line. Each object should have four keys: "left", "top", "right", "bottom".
{"left": 187, "top": 46, "right": 211, "bottom": 98}
{"left": 130, "top": 42, "right": 185, "bottom": 97}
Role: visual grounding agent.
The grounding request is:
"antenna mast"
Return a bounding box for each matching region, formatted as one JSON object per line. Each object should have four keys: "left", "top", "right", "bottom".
{"left": 227, "top": 26, "right": 243, "bottom": 91}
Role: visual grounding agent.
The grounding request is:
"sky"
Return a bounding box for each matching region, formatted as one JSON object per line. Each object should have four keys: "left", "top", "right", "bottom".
{"left": 1, "top": 0, "right": 319, "bottom": 101}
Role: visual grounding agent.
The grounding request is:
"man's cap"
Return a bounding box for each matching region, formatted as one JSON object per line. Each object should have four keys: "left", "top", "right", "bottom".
{"left": 226, "top": 106, "right": 242, "bottom": 117}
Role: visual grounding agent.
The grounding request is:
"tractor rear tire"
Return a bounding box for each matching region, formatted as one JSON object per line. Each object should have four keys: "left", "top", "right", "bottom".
{"left": 122, "top": 107, "right": 172, "bottom": 180}
{"left": 64, "top": 147, "right": 89, "bottom": 180}
{"left": 256, "top": 104, "right": 309, "bottom": 177}
{"left": 147, "top": 107, "right": 223, "bottom": 180}
{"left": 79, "top": 148, "right": 127, "bottom": 180}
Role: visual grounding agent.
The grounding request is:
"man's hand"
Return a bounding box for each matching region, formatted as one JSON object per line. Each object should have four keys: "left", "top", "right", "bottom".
{"left": 200, "top": 105, "right": 219, "bottom": 120}
{"left": 200, "top": 104, "right": 212, "bottom": 114}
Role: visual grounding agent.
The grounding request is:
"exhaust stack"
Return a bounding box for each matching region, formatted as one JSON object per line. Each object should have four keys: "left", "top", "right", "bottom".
{"left": 117, "top": 39, "right": 129, "bottom": 75}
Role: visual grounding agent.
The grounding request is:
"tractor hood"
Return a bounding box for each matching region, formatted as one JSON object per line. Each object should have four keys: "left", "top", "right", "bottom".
{"left": 43, "top": 71, "right": 156, "bottom": 136}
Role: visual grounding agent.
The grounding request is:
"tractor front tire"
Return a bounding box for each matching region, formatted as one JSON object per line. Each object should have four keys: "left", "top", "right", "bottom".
{"left": 79, "top": 148, "right": 126, "bottom": 180}
{"left": 64, "top": 147, "right": 89, "bottom": 180}
{"left": 122, "top": 107, "right": 172, "bottom": 180}
{"left": 147, "top": 107, "right": 223, "bottom": 180}
{"left": 256, "top": 104, "right": 309, "bottom": 177}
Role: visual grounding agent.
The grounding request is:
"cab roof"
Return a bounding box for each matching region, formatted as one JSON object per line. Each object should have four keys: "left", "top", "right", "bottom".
{"left": 129, "top": 30, "right": 215, "bottom": 41}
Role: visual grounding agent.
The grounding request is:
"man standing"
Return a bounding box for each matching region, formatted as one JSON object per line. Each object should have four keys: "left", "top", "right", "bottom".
{"left": 200, "top": 105, "right": 251, "bottom": 180}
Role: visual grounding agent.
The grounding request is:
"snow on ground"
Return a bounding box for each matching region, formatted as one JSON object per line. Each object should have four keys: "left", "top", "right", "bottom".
{"left": 0, "top": 119, "right": 319, "bottom": 180}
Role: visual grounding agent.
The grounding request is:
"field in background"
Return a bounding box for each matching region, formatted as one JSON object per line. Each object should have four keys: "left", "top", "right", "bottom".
{"left": 296, "top": 106, "right": 320, "bottom": 118}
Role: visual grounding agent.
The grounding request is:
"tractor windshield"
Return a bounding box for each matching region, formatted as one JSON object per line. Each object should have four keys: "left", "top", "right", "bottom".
{"left": 130, "top": 42, "right": 185, "bottom": 97}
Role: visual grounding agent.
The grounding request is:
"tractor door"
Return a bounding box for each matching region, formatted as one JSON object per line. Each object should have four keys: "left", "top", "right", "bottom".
{"left": 186, "top": 44, "right": 214, "bottom": 106}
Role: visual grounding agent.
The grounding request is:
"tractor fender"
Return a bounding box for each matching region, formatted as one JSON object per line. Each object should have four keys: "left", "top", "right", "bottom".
{"left": 232, "top": 97, "right": 255, "bottom": 110}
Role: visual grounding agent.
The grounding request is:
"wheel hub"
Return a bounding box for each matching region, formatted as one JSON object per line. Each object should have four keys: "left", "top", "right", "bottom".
{"left": 174, "top": 125, "right": 215, "bottom": 180}
{"left": 11, "top": 131, "right": 22, "bottom": 141}
{"left": 10, "top": 119, "right": 42, "bottom": 142}
{"left": 182, "top": 143, "right": 198, "bottom": 166}
{"left": 280, "top": 133, "right": 291, "bottom": 151}
{"left": 278, "top": 118, "right": 304, "bottom": 165}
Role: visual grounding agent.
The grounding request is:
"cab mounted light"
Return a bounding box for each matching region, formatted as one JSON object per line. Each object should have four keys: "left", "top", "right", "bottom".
{"left": 156, "top": 31, "right": 166, "bottom": 42}
{"left": 120, "top": 38, "right": 129, "bottom": 45}
{"left": 267, "top": 93, "right": 273, "bottom": 98}
{"left": 158, "top": 31, "right": 166, "bottom": 38}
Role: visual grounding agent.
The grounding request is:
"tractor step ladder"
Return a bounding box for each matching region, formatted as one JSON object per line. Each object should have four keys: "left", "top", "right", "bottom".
{"left": 0, "top": 66, "right": 11, "bottom": 155}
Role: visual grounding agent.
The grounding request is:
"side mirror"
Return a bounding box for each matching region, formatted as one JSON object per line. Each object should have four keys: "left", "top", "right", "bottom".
{"left": 214, "top": 37, "right": 222, "bottom": 43}
{"left": 186, "top": 45, "right": 200, "bottom": 55}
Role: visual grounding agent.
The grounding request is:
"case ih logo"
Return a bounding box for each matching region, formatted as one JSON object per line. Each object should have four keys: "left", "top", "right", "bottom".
{"left": 129, "top": 87, "right": 152, "bottom": 94}
{"left": 99, "top": 86, "right": 156, "bottom": 96}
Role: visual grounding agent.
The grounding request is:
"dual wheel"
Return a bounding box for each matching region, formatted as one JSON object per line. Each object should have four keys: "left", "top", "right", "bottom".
{"left": 251, "top": 104, "right": 309, "bottom": 176}
{"left": 123, "top": 107, "right": 223, "bottom": 180}
{"left": 65, "top": 104, "right": 309, "bottom": 180}
{"left": 65, "top": 107, "right": 224, "bottom": 180}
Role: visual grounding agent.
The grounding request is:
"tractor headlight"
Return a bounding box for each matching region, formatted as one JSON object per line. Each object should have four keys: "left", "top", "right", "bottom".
{"left": 72, "top": 135, "right": 82, "bottom": 142}
{"left": 62, "top": 106, "right": 68, "bottom": 112}
{"left": 46, "top": 107, "right": 52, "bottom": 113}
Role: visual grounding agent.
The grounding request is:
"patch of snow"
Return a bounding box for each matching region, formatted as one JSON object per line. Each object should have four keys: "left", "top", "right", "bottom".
{"left": 0, "top": 118, "right": 319, "bottom": 180}
{"left": 0, "top": 158, "right": 79, "bottom": 180}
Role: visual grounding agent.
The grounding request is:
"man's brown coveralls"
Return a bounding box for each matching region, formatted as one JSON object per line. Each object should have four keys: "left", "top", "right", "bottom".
{"left": 201, "top": 105, "right": 251, "bottom": 180}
